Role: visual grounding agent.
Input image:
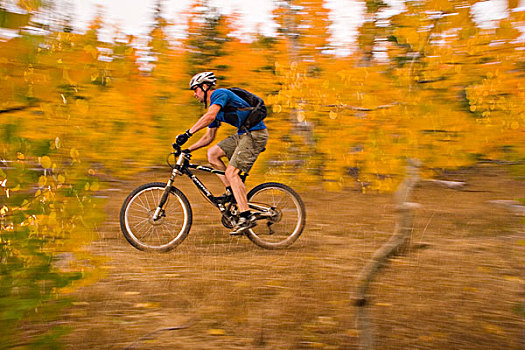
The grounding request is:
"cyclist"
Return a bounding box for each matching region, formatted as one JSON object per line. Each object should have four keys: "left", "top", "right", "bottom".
{"left": 174, "top": 72, "right": 268, "bottom": 235}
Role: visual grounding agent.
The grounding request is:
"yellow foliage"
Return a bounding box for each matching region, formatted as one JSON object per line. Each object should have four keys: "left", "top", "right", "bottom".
{"left": 269, "top": 1, "right": 523, "bottom": 191}
{"left": 0, "top": 0, "right": 523, "bottom": 198}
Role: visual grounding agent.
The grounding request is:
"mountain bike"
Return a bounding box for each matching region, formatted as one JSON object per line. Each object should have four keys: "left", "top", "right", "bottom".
{"left": 119, "top": 145, "right": 306, "bottom": 252}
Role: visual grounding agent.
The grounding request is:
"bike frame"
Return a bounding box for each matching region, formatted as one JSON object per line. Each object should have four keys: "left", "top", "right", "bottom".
{"left": 153, "top": 151, "right": 269, "bottom": 221}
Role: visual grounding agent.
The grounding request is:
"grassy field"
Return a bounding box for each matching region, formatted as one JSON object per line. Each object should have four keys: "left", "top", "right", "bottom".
{"left": 62, "top": 165, "right": 524, "bottom": 349}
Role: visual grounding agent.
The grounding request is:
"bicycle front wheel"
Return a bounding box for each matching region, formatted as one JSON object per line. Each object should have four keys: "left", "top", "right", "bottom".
{"left": 246, "top": 182, "right": 306, "bottom": 249}
{"left": 120, "top": 182, "right": 192, "bottom": 252}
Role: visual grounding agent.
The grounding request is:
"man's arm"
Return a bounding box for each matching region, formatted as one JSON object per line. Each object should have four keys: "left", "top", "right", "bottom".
{"left": 186, "top": 127, "right": 218, "bottom": 152}
{"left": 174, "top": 104, "right": 221, "bottom": 148}
{"left": 188, "top": 104, "right": 221, "bottom": 135}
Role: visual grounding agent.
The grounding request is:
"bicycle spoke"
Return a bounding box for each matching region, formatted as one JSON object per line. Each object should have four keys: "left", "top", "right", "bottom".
{"left": 134, "top": 219, "right": 151, "bottom": 230}
{"left": 132, "top": 200, "right": 151, "bottom": 212}
{"left": 137, "top": 223, "right": 155, "bottom": 240}
{"left": 159, "top": 224, "right": 171, "bottom": 238}
{"left": 137, "top": 193, "right": 151, "bottom": 211}
{"left": 127, "top": 214, "right": 149, "bottom": 221}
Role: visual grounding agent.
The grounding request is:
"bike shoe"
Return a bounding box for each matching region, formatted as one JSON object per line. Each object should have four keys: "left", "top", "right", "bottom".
{"left": 230, "top": 215, "right": 257, "bottom": 236}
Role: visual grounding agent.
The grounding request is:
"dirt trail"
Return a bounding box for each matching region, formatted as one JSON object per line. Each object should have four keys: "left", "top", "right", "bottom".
{"left": 64, "top": 165, "right": 524, "bottom": 349}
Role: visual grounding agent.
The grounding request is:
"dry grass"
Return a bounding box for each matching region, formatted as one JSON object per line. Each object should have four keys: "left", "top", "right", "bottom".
{"left": 62, "top": 165, "right": 524, "bottom": 349}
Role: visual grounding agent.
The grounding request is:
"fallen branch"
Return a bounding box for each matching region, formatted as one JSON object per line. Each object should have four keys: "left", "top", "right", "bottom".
{"left": 353, "top": 159, "right": 421, "bottom": 350}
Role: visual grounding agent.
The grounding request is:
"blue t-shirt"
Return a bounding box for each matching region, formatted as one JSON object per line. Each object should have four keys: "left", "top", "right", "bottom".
{"left": 208, "top": 88, "right": 266, "bottom": 133}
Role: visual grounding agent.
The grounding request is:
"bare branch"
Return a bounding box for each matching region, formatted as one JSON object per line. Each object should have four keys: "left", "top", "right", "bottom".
{"left": 354, "top": 159, "right": 421, "bottom": 350}
{"left": 324, "top": 102, "right": 398, "bottom": 111}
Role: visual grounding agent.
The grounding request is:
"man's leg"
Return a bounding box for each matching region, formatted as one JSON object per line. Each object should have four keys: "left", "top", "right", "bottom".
{"left": 225, "top": 165, "right": 248, "bottom": 212}
{"left": 226, "top": 164, "right": 256, "bottom": 235}
{"left": 226, "top": 130, "right": 268, "bottom": 217}
{"left": 218, "top": 130, "right": 267, "bottom": 234}
{"left": 207, "top": 145, "right": 230, "bottom": 188}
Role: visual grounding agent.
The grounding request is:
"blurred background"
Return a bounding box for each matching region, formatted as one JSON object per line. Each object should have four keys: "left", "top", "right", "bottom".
{"left": 0, "top": 0, "right": 523, "bottom": 348}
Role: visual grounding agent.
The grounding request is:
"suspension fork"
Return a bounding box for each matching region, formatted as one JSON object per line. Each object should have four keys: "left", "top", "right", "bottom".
{"left": 152, "top": 169, "right": 178, "bottom": 221}
{"left": 152, "top": 154, "right": 186, "bottom": 221}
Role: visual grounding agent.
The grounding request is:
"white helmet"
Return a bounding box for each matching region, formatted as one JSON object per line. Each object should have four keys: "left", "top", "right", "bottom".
{"left": 189, "top": 72, "right": 216, "bottom": 90}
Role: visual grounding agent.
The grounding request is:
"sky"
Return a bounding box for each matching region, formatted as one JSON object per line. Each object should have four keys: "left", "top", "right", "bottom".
{"left": 66, "top": 0, "right": 368, "bottom": 54}
{"left": 3, "top": 0, "right": 520, "bottom": 52}
{"left": 71, "top": 0, "right": 280, "bottom": 39}
{"left": 66, "top": 0, "right": 522, "bottom": 50}
{"left": 71, "top": 0, "right": 270, "bottom": 36}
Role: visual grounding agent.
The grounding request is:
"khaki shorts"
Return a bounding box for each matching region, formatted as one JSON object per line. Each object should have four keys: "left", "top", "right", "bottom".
{"left": 217, "top": 129, "right": 268, "bottom": 173}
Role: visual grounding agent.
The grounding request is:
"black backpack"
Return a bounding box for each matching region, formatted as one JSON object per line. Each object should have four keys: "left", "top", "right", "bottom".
{"left": 224, "top": 87, "right": 267, "bottom": 130}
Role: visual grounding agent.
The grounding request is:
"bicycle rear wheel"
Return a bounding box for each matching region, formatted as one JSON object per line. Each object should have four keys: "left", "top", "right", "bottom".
{"left": 246, "top": 182, "right": 306, "bottom": 249}
{"left": 120, "top": 182, "right": 192, "bottom": 252}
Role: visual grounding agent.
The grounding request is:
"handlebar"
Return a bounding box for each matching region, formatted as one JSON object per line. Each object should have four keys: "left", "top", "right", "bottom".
{"left": 172, "top": 143, "right": 182, "bottom": 156}
{"left": 168, "top": 144, "right": 191, "bottom": 169}
{"left": 172, "top": 144, "right": 192, "bottom": 156}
